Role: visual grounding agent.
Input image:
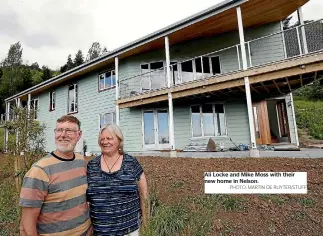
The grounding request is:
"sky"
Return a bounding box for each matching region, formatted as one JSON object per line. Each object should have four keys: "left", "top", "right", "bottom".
{"left": 0, "top": 0, "right": 322, "bottom": 70}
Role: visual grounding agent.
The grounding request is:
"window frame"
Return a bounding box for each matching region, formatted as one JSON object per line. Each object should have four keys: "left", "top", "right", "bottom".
{"left": 190, "top": 103, "right": 227, "bottom": 139}
{"left": 49, "top": 91, "right": 55, "bottom": 111}
{"left": 98, "top": 112, "right": 116, "bottom": 129}
{"left": 68, "top": 84, "right": 78, "bottom": 114}
{"left": 98, "top": 69, "right": 116, "bottom": 92}
{"left": 30, "top": 98, "right": 39, "bottom": 120}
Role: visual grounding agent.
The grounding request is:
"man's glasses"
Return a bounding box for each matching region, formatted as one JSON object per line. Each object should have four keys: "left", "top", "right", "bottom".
{"left": 54, "top": 128, "right": 79, "bottom": 135}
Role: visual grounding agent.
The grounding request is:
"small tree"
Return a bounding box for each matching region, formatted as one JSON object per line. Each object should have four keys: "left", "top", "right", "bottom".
{"left": 4, "top": 106, "right": 46, "bottom": 174}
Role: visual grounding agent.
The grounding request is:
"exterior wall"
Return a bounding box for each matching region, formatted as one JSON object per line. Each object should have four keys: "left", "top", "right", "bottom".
{"left": 36, "top": 69, "right": 116, "bottom": 154}
{"left": 174, "top": 100, "right": 251, "bottom": 150}
{"left": 118, "top": 100, "right": 251, "bottom": 151}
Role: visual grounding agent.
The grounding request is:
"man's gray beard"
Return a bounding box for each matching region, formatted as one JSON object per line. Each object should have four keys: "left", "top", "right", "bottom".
{"left": 56, "top": 144, "right": 75, "bottom": 153}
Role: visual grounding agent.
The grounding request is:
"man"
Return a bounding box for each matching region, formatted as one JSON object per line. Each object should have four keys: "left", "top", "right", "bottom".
{"left": 19, "top": 115, "right": 91, "bottom": 236}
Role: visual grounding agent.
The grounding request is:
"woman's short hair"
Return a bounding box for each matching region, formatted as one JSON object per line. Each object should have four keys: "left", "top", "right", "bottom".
{"left": 98, "top": 124, "right": 124, "bottom": 153}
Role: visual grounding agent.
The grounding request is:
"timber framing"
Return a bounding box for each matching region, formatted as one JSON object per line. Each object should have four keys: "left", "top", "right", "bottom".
{"left": 118, "top": 51, "right": 323, "bottom": 108}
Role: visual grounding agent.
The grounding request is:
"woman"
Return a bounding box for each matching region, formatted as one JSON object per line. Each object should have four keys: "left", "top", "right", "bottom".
{"left": 87, "top": 124, "right": 149, "bottom": 236}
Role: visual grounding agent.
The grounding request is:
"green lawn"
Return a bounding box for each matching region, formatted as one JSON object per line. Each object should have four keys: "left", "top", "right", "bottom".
{"left": 294, "top": 98, "right": 323, "bottom": 140}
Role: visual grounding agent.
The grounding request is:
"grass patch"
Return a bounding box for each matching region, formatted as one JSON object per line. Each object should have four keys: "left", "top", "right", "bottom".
{"left": 0, "top": 155, "right": 20, "bottom": 236}
{"left": 294, "top": 99, "right": 323, "bottom": 140}
{"left": 293, "top": 211, "right": 306, "bottom": 221}
{"left": 168, "top": 181, "right": 185, "bottom": 193}
{"left": 259, "top": 195, "right": 289, "bottom": 206}
{"left": 299, "top": 198, "right": 315, "bottom": 208}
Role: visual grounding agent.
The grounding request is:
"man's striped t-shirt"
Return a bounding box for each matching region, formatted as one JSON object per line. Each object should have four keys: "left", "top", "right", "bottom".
{"left": 19, "top": 152, "right": 91, "bottom": 236}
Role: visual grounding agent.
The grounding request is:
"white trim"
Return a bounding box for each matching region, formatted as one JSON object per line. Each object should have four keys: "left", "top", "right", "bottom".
{"left": 68, "top": 84, "right": 78, "bottom": 113}
{"left": 236, "top": 6, "right": 256, "bottom": 149}
{"left": 296, "top": 27, "right": 303, "bottom": 56}
{"left": 289, "top": 93, "right": 299, "bottom": 146}
{"left": 142, "top": 109, "right": 171, "bottom": 150}
{"left": 280, "top": 21, "right": 288, "bottom": 59}
{"left": 115, "top": 57, "right": 120, "bottom": 126}
{"left": 236, "top": 6, "right": 248, "bottom": 70}
{"left": 99, "top": 111, "right": 116, "bottom": 129}
{"left": 190, "top": 103, "right": 227, "bottom": 138}
{"left": 244, "top": 77, "right": 257, "bottom": 149}
{"left": 165, "top": 36, "right": 175, "bottom": 150}
{"left": 49, "top": 91, "right": 55, "bottom": 111}
{"left": 275, "top": 103, "right": 282, "bottom": 138}
{"left": 99, "top": 69, "right": 116, "bottom": 91}
{"left": 297, "top": 7, "right": 308, "bottom": 54}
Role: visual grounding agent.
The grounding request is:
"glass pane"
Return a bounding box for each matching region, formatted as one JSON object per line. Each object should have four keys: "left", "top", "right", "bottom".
{"left": 253, "top": 106, "right": 260, "bottom": 138}
{"left": 214, "top": 104, "right": 224, "bottom": 113}
{"left": 69, "top": 87, "right": 74, "bottom": 112}
{"left": 150, "top": 62, "right": 164, "bottom": 70}
{"left": 192, "top": 113, "right": 202, "bottom": 137}
{"left": 141, "top": 64, "right": 149, "bottom": 70}
{"left": 151, "top": 68, "right": 165, "bottom": 90}
{"left": 111, "top": 71, "right": 116, "bottom": 86}
{"left": 219, "top": 113, "right": 226, "bottom": 135}
{"left": 100, "top": 115, "right": 105, "bottom": 128}
{"left": 75, "top": 85, "right": 78, "bottom": 111}
{"left": 202, "top": 104, "right": 214, "bottom": 136}
{"left": 191, "top": 105, "right": 200, "bottom": 113}
{"left": 99, "top": 74, "right": 105, "bottom": 90}
{"left": 195, "top": 58, "right": 202, "bottom": 73}
{"left": 144, "top": 111, "right": 155, "bottom": 145}
{"left": 211, "top": 56, "right": 221, "bottom": 74}
{"left": 181, "top": 60, "right": 194, "bottom": 83}
{"left": 105, "top": 71, "right": 112, "bottom": 88}
{"left": 203, "top": 57, "right": 211, "bottom": 74}
{"left": 157, "top": 110, "right": 169, "bottom": 144}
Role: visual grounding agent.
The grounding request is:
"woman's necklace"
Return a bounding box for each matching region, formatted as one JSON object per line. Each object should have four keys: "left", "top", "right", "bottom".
{"left": 102, "top": 154, "right": 121, "bottom": 173}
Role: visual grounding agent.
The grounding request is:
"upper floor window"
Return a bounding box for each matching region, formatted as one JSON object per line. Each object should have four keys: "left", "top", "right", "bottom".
{"left": 30, "top": 98, "right": 39, "bottom": 119}
{"left": 99, "top": 112, "right": 115, "bottom": 128}
{"left": 49, "top": 91, "right": 55, "bottom": 111}
{"left": 68, "top": 84, "right": 78, "bottom": 113}
{"left": 99, "top": 70, "right": 116, "bottom": 91}
{"left": 191, "top": 103, "right": 226, "bottom": 138}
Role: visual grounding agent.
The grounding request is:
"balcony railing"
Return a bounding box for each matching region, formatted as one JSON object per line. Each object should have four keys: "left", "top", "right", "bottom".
{"left": 118, "top": 19, "right": 323, "bottom": 99}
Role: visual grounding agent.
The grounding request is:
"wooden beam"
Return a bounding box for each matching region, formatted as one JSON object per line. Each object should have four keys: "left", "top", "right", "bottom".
{"left": 249, "top": 61, "right": 323, "bottom": 85}
{"left": 314, "top": 71, "right": 318, "bottom": 81}
{"left": 300, "top": 74, "right": 303, "bottom": 87}
{"left": 238, "top": 86, "right": 245, "bottom": 92}
{"left": 285, "top": 77, "right": 292, "bottom": 92}
{"left": 119, "top": 94, "right": 168, "bottom": 108}
{"left": 260, "top": 82, "right": 270, "bottom": 93}
{"left": 250, "top": 85, "right": 260, "bottom": 94}
{"left": 273, "top": 80, "right": 282, "bottom": 94}
{"left": 172, "top": 79, "right": 244, "bottom": 99}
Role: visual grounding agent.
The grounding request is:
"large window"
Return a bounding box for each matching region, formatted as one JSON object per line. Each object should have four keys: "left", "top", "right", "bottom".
{"left": 49, "top": 91, "right": 55, "bottom": 111}
{"left": 191, "top": 104, "right": 226, "bottom": 138}
{"left": 68, "top": 84, "right": 78, "bottom": 113}
{"left": 99, "top": 70, "right": 116, "bottom": 91}
{"left": 99, "top": 112, "right": 115, "bottom": 128}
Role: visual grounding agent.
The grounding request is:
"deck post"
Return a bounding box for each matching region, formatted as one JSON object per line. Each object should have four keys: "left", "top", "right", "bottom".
{"left": 27, "top": 94, "right": 31, "bottom": 118}
{"left": 165, "top": 36, "right": 176, "bottom": 155}
{"left": 5, "top": 101, "right": 10, "bottom": 152}
{"left": 297, "top": 7, "right": 308, "bottom": 54}
{"left": 115, "top": 57, "right": 120, "bottom": 126}
{"left": 16, "top": 98, "right": 20, "bottom": 151}
{"left": 236, "top": 6, "right": 257, "bottom": 150}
